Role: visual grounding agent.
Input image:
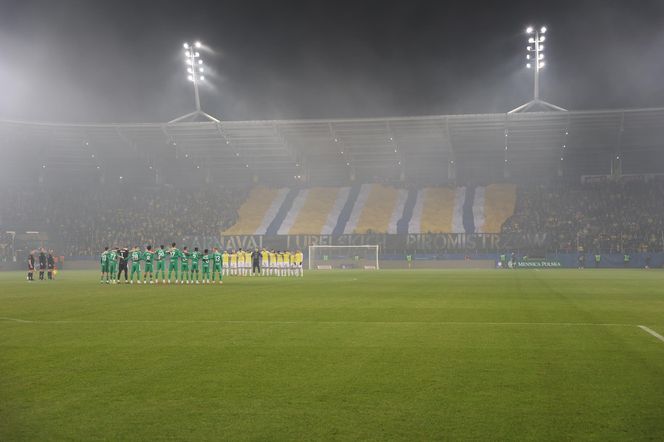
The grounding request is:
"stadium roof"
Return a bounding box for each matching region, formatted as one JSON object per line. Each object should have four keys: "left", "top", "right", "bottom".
{"left": 3, "top": 106, "right": 664, "bottom": 184}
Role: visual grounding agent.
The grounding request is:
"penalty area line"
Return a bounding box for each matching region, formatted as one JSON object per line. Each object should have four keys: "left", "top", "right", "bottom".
{"left": 638, "top": 325, "right": 664, "bottom": 343}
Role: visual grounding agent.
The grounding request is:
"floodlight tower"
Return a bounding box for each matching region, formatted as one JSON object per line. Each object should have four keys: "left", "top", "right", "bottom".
{"left": 169, "top": 41, "right": 220, "bottom": 123}
{"left": 509, "top": 26, "right": 566, "bottom": 113}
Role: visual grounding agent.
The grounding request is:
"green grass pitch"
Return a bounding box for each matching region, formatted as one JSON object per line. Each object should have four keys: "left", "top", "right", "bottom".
{"left": 1, "top": 269, "right": 664, "bottom": 440}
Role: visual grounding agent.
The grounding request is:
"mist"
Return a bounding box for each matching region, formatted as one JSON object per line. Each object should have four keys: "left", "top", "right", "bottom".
{"left": 1, "top": 0, "right": 664, "bottom": 123}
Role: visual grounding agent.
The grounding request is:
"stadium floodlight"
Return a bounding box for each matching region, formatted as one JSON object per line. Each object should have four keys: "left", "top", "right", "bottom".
{"left": 170, "top": 41, "right": 219, "bottom": 123}
{"left": 510, "top": 25, "right": 566, "bottom": 113}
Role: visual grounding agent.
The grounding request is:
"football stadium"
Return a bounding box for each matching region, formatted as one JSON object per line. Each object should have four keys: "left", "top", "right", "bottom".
{"left": 2, "top": 2, "right": 664, "bottom": 440}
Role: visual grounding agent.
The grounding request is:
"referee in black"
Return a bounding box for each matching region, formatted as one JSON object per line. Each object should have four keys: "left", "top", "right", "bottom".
{"left": 251, "top": 248, "right": 261, "bottom": 275}
{"left": 38, "top": 249, "right": 46, "bottom": 280}
{"left": 118, "top": 247, "right": 129, "bottom": 283}
{"left": 47, "top": 251, "right": 55, "bottom": 280}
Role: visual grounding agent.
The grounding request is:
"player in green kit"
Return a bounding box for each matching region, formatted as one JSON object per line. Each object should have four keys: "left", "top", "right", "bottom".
{"left": 211, "top": 247, "right": 223, "bottom": 284}
{"left": 143, "top": 245, "right": 155, "bottom": 284}
{"left": 108, "top": 248, "right": 118, "bottom": 284}
{"left": 155, "top": 245, "right": 166, "bottom": 283}
{"left": 180, "top": 246, "right": 190, "bottom": 284}
{"left": 129, "top": 246, "right": 142, "bottom": 284}
{"left": 189, "top": 247, "right": 201, "bottom": 284}
{"left": 100, "top": 247, "right": 109, "bottom": 283}
{"left": 167, "top": 242, "right": 180, "bottom": 283}
{"left": 201, "top": 249, "right": 211, "bottom": 284}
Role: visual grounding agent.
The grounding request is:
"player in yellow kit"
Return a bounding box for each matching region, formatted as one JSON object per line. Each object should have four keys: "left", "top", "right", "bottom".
{"left": 222, "top": 250, "right": 230, "bottom": 276}
{"left": 229, "top": 250, "right": 237, "bottom": 276}
{"left": 284, "top": 250, "right": 292, "bottom": 276}
{"left": 295, "top": 250, "right": 304, "bottom": 277}
{"left": 261, "top": 248, "right": 269, "bottom": 276}
{"left": 243, "top": 250, "right": 251, "bottom": 276}
{"left": 277, "top": 251, "right": 286, "bottom": 276}
{"left": 237, "top": 249, "right": 246, "bottom": 276}
{"left": 268, "top": 250, "right": 277, "bottom": 276}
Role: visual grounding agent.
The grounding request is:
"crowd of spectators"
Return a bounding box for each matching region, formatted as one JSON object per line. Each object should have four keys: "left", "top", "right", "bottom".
{"left": 0, "top": 185, "right": 246, "bottom": 257}
{"left": 502, "top": 178, "right": 664, "bottom": 253}
{"left": 3, "top": 178, "right": 664, "bottom": 257}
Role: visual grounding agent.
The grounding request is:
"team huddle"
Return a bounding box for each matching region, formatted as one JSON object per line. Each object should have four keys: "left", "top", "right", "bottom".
{"left": 100, "top": 243, "right": 304, "bottom": 284}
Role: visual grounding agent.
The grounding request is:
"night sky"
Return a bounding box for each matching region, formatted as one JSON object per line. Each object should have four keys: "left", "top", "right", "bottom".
{"left": 1, "top": 0, "right": 664, "bottom": 122}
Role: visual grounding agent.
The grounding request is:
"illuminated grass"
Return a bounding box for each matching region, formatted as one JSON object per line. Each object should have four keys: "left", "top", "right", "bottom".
{"left": 1, "top": 269, "right": 664, "bottom": 440}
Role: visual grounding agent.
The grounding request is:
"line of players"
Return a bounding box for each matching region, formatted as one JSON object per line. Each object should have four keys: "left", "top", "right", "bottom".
{"left": 100, "top": 243, "right": 304, "bottom": 284}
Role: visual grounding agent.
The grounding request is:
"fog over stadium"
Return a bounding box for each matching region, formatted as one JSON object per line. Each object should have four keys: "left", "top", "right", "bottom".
{"left": 4, "top": 1, "right": 664, "bottom": 440}
{"left": 2, "top": 0, "right": 664, "bottom": 122}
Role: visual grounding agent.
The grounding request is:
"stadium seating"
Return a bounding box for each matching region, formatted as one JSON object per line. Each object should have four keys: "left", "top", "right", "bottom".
{"left": 418, "top": 187, "right": 456, "bottom": 233}
{"left": 287, "top": 187, "right": 344, "bottom": 235}
{"left": 353, "top": 184, "right": 400, "bottom": 234}
{"left": 223, "top": 187, "right": 284, "bottom": 235}
{"left": 481, "top": 184, "right": 517, "bottom": 233}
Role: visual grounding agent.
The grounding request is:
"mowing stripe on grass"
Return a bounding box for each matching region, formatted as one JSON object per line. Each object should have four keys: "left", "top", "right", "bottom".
{"left": 0, "top": 316, "right": 637, "bottom": 327}
{"left": 638, "top": 325, "right": 664, "bottom": 343}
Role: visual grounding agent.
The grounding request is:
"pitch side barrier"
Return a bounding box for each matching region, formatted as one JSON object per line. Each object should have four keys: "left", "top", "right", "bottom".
{"left": 219, "top": 233, "right": 548, "bottom": 254}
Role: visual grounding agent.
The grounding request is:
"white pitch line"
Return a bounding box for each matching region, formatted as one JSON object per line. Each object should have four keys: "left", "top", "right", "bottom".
{"left": 0, "top": 316, "right": 34, "bottom": 323}
{"left": 638, "top": 325, "right": 664, "bottom": 343}
{"left": 0, "top": 316, "right": 636, "bottom": 327}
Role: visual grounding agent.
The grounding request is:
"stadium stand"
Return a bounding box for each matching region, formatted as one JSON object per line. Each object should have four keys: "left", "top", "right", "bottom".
{"left": 418, "top": 187, "right": 456, "bottom": 234}
{"left": 353, "top": 184, "right": 400, "bottom": 234}
{"left": 288, "top": 187, "right": 343, "bottom": 235}
{"left": 332, "top": 185, "right": 361, "bottom": 236}
{"left": 480, "top": 184, "right": 517, "bottom": 233}
{"left": 396, "top": 189, "right": 418, "bottom": 234}
{"left": 502, "top": 179, "right": 664, "bottom": 253}
{"left": 3, "top": 178, "right": 664, "bottom": 259}
{"left": 0, "top": 185, "right": 244, "bottom": 257}
{"left": 223, "top": 187, "right": 283, "bottom": 235}
{"left": 343, "top": 184, "right": 373, "bottom": 234}
{"left": 387, "top": 189, "right": 408, "bottom": 234}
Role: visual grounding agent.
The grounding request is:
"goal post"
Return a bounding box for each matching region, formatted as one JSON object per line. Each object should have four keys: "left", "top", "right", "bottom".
{"left": 308, "top": 245, "right": 380, "bottom": 270}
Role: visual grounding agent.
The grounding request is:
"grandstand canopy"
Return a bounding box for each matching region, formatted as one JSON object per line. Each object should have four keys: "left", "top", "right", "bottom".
{"left": 2, "top": 107, "right": 664, "bottom": 185}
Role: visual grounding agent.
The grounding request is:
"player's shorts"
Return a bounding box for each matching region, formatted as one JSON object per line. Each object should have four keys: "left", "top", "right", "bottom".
{"left": 109, "top": 263, "right": 117, "bottom": 273}
{"left": 213, "top": 264, "right": 222, "bottom": 272}
{"left": 202, "top": 265, "right": 210, "bottom": 272}
{"left": 131, "top": 263, "right": 140, "bottom": 271}
{"left": 101, "top": 263, "right": 108, "bottom": 273}
{"left": 230, "top": 262, "right": 237, "bottom": 268}
{"left": 191, "top": 263, "right": 199, "bottom": 271}
{"left": 168, "top": 261, "right": 178, "bottom": 269}
{"left": 156, "top": 261, "right": 165, "bottom": 269}
{"left": 144, "top": 263, "right": 154, "bottom": 273}
{"left": 180, "top": 264, "right": 189, "bottom": 272}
